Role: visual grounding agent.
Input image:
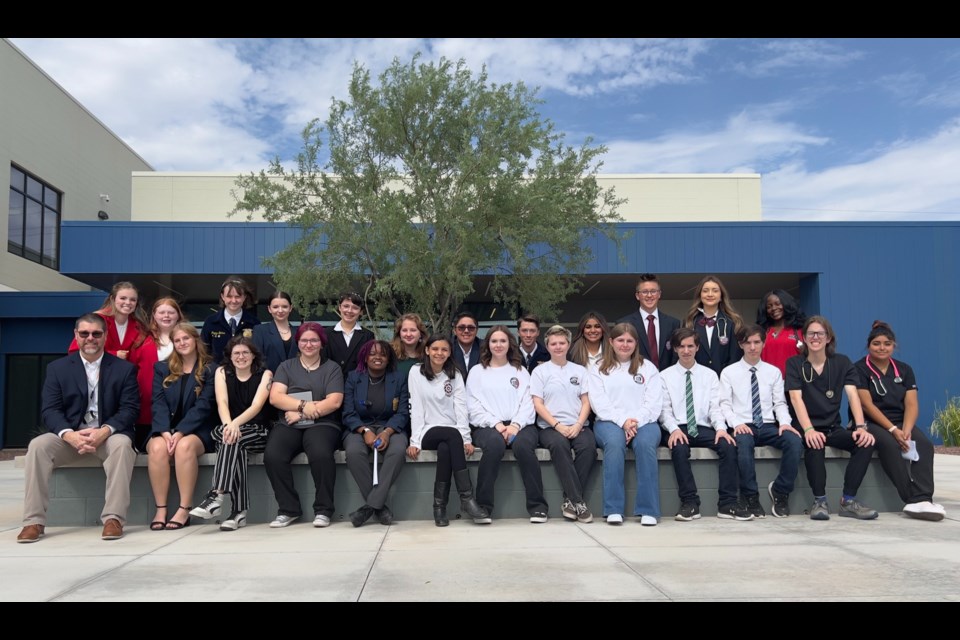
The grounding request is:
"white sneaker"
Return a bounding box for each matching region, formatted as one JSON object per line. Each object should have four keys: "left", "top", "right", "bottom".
{"left": 220, "top": 511, "right": 247, "bottom": 531}
{"left": 606, "top": 514, "right": 624, "bottom": 525}
{"left": 190, "top": 491, "right": 223, "bottom": 519}
{"left": 313, "top": 514, "right": 331, "bottom": 528}
{"left": 640, "top": 515, "right": 658, "bottom": 526}
{"left": 904, "top": 501, "right": 945, "bottom": 522}
{"left": 269, "top": 514, "right": 298, "bottom": 528}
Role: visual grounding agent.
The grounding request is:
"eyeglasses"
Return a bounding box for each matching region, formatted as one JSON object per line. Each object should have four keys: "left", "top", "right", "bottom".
{"left": 456, "top": 325, "right": 477, "bottom": 332}
{"left": 231, "top": 351, "right": 252, "bottom": 357}
{"left": 299, "top": 338, "right": 322, "bottom": 345}
{"left": 806, "top": 331, "right": 827, "bottom": 339}
{"left": 77, "top": 331, "right": 105, "bottom": 339}
{"left": 636, "top": 289, "right": 661, "bottom": 296}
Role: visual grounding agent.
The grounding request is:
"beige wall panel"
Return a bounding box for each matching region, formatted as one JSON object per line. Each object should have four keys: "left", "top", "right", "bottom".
{"left": 597, "top": 174, "right": 761, "bottom": 222}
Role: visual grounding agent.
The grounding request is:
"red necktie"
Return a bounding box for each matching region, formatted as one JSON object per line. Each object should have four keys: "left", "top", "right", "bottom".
{"left": 646, "top": 314, "right": 659, "bottom": 368}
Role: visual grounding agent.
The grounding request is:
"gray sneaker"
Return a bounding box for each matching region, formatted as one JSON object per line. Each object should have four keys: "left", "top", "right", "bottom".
{"left": 809, "top": 498, "right": 830, "bottom": 521}
{"left": 839, "top": 498, "right": 879, "bottom": 520}
{"left": 269, "top": 514, "right": 299, "bottom": 528}
{"left": 561, "top": 498, "right": 577, "bottom": 521}
{"left": 575, "top": 501, "right": 594, "bottom": 523}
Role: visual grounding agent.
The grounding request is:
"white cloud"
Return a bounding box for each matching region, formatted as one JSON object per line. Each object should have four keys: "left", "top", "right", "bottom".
{"left": 764, "top": 117, "right": 960, "bottom": 220}
{"left": 598, "top": 108, "right": 827, "bottom": 173}
{"left": 732, "top": 39, "right": 863, "bottom": 78}
{"left": 428, "top": 38, "right": 707, "bottom": 96}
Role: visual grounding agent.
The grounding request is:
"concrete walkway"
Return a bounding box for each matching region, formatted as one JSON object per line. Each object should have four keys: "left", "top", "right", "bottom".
{"left": 2, "top": 456, "right": 959, "bottom": 602}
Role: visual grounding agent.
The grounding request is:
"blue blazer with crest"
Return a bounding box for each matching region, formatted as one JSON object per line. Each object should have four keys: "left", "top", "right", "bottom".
{"left": 341, "top": 369, "right": 410, "bottom": 439}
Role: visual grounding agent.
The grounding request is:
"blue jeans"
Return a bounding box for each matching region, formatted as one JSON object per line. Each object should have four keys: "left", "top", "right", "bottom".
{"left": 593, "top": 420, "right": 661, "bottom": 518}
{"left": 735, "top": 423, "right": 802, "bottom": 497}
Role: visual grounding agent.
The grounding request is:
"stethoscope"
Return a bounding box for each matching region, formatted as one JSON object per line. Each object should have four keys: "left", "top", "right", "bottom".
{"left": 863, "top": 356, "right": 902, "bottom": 397}
{"left": 698, "top": 313, "right": 729, "bottom": 346}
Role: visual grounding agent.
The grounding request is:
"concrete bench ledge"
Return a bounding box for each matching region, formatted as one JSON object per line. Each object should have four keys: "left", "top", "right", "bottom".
{"left": 26, "top": 439, "right": 899, "bottom": 526}
{"left": 15, "top": 445, "right": 864, "bottom": 469}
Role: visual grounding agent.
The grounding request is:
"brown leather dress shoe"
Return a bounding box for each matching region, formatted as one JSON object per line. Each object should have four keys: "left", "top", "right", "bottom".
{"left": 17, "top": 524, "right": 45, "bottom": 543}
{"left": 101, "top": 518, "right": 123, "bottom": 540}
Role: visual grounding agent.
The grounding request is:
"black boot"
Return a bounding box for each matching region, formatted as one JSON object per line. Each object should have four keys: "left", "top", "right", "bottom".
{"left": 454, "top": 469, "right": 491, "bottom": 523}
{"left": 433, "top": 481, "right": 450, "bottom": 527}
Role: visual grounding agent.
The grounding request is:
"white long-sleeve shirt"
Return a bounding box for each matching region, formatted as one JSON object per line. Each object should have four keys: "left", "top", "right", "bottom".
{"left": 587, "top": 359, "right": 662, "bottom": 428}
{"left": 407, "top": 364, "right": 470, "bottom": 449}
{"left": 659, "top": 362, "right": 725, "bottom": 433}
{"left": 719, "top": 358, "right": 792, "bottom": 428}
{"left": 465, "top": 363, "right": 535, "bottom": 429}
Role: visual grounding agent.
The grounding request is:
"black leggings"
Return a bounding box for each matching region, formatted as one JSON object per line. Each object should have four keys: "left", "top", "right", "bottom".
{"left": 421, "top": 426, "right": 467, "bottom": 484}
{"left": 803, "top": 426, "right": 874, "bottom": 497}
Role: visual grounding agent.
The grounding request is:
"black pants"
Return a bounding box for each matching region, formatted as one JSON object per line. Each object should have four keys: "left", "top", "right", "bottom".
{"left": 668, "top": 425, "right": 738, "bottom": 508}
{"left": 868, "top": 423, "right": 935, "bottom": 504}
{"left": 803, "top": 426, "right": 874, "bottom": 498}
{"left": 538, "top": 427, "right": 595, "bottom": 504}
{"left": 264, "top": 423, "right": 340, "bottom": 518}
{"left": 421, "top": 426, "right": 468, "bottom": 484}
{"left": 472, "top": 426, "right": 546, "bottom": 515}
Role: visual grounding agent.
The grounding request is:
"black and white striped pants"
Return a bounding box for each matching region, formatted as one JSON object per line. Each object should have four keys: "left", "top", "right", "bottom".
{"left": 210, "top": 423, "right": 269, "bottom": 512}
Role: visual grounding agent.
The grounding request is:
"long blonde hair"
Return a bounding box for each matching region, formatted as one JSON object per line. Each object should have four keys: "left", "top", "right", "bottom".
{"left": 163, "top": 323, "right": 212, "bottom": 395}
{"left": 683, "top": 275, "right": 744, "bottom": 335}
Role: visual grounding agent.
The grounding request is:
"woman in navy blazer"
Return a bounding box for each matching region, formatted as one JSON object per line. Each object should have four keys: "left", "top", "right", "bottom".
{"left": 148, "top": 323, "right": 218, "bottom": 530}
{"left": 252, "top": 290, "right": 299, "bottom": 374}
{"left": 201, "top": 276, "right": 261, "bottom": 364}
{"left": 342, "top": 340, "right": 410, "bottom": 526}
{"left": 683, "top": 275, "right": 745, "bottom": 377}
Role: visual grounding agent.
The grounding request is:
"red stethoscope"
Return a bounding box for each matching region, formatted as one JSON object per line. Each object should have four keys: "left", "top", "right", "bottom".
{"left": 863, "top": 356, "right": 902, "bottom": 397}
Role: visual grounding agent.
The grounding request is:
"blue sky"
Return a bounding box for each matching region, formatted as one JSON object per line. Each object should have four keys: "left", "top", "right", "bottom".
{"left": 11, "top": 37, "right": 960, "bottom": 221}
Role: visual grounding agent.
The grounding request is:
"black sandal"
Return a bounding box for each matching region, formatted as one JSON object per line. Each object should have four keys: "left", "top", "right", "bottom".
{"left": 165, "top": 506, "right": 192, "bottom": 530}
{"left": 150, "top": 505, "right": 168, "bottom": 531}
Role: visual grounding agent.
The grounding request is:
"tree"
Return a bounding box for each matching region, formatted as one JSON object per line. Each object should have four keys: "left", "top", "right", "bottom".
{"left": 233, "top": 53, "right": 623, "bottom": 333}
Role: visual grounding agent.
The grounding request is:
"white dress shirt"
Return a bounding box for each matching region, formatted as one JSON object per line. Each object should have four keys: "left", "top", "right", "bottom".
{"left": 719, "top": 358, "right": 792, "bottom": 429}
{"left": 659, "top": 362, "right": 725, "bottom": 433}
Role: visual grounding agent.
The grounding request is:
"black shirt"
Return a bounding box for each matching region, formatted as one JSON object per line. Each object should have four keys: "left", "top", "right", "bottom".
{"left": 785, "top": 353, "right": 858, "bottom": 429}
{"left": 853, "top": 357, "right": 917, "bottom": 425}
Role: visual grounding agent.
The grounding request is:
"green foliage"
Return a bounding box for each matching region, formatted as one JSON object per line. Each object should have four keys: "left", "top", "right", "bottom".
{"left": 931, "top": 394, "right": 960, "bottom": 447}
{"left": 233, "top": 53, "right": 623, "bottom": 333}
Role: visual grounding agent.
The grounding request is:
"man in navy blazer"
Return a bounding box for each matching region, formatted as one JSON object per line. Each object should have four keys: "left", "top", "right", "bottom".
{"left": 18, "top": 314, "right": 139, "bottom": 543}
{"left": 451, "top": 311, "right": 482, "bottom": 381}
{"left": 619, "top": 274, "right": 680, "bottom": 371}
{"left": 517, "top": 314, "right": 550, "bottom": 374}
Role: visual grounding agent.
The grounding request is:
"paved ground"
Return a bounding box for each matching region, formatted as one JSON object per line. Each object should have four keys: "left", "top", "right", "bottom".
{"left": 1, "top": 456, "right": 959, "bottom": 602}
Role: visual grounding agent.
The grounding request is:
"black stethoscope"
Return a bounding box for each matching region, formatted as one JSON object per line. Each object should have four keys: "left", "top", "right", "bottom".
{"left": 864, "top": 357, "right": 902, "bottom": 397}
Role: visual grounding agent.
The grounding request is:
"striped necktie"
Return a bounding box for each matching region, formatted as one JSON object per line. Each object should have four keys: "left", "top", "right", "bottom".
{"left": 750, "top": 366, "right": 763, "bottom": 428}
{"left": 685, "top": 370, "right": 698, "bottom": 437}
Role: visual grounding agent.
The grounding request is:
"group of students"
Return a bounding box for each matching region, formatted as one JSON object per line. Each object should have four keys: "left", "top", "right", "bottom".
{"left": 35, "top": 273, "right": 946, "bottom": 536}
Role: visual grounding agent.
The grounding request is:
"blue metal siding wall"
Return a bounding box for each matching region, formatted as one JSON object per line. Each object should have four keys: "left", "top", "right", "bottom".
{"left": 55, "top": 220, "right": 960, "bottom": 435}
{"left": 61, "top": 222, "right": 303, "bottom": 274}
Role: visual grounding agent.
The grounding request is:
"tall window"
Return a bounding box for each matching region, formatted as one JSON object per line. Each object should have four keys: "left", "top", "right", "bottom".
{"left": 8, "top": 164, "right": 61, "bottom": 269}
